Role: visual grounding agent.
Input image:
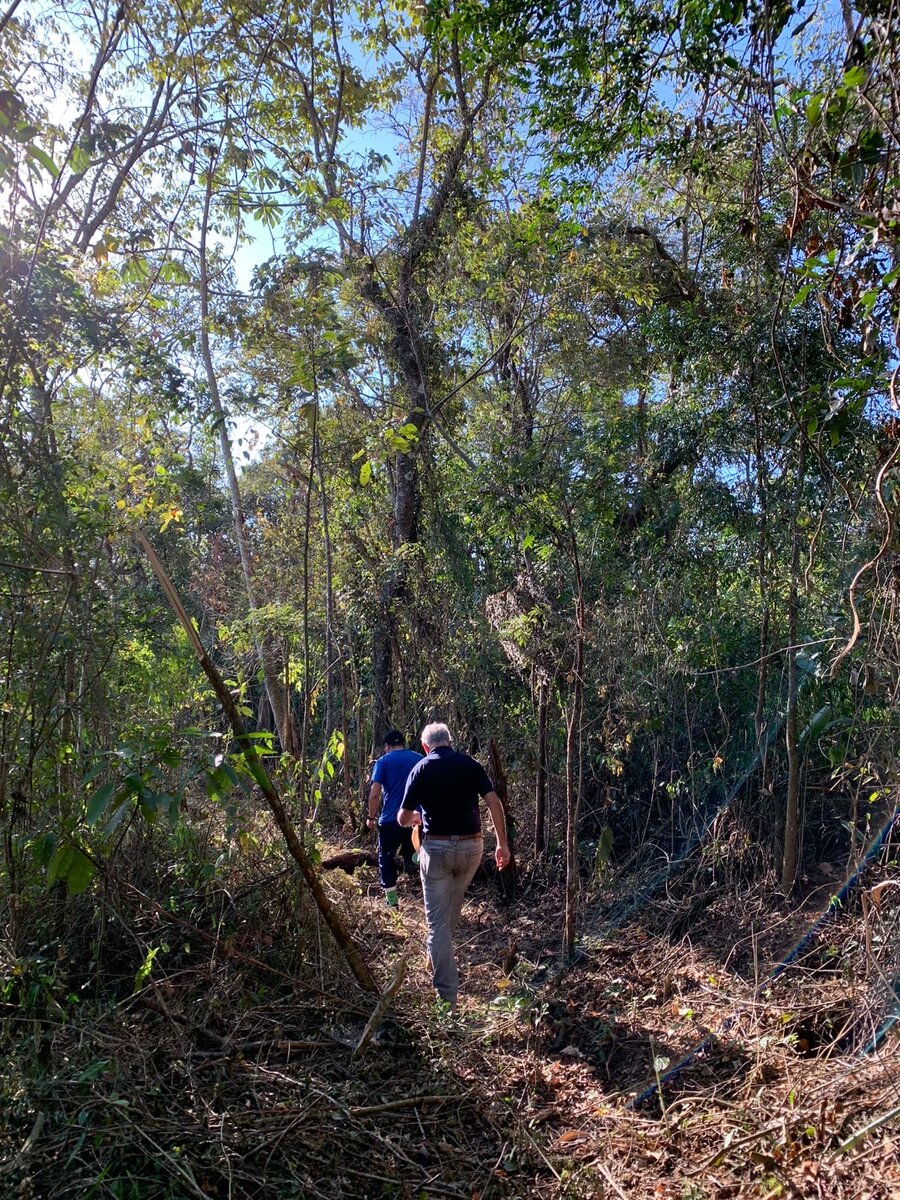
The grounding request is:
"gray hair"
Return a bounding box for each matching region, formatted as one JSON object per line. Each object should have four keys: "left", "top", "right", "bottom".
{"left": 421, "top": 721, "right": 452, "bottom": 748}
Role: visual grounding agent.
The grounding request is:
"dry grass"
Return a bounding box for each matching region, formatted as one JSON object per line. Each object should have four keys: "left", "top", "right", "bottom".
{"left": 1, "top": 847, "right": 898, "bottom": 1199}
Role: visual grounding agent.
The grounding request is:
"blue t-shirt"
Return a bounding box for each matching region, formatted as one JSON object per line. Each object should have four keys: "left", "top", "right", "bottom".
{"left": 372, "top": 748, "right": 423, "bottom": 824}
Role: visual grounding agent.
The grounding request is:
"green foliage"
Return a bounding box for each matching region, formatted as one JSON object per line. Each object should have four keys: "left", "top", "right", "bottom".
{"left": 1, "top": 0, "right": 899, "bottom": 1016}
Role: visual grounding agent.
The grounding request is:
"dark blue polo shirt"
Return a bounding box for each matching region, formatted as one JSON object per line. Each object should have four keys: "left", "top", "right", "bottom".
{"left": 400, "top": 745, "right": 494, "bottom": 836}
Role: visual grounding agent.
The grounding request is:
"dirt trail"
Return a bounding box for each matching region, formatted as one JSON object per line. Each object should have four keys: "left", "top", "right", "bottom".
{"left": 363, "top": 857, "right": 900, "bottom": 1198}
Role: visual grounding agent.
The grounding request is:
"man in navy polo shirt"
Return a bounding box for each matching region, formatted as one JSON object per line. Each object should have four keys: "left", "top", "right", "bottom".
{"left": 365, "top": 730, "right": 423, "bottom": 907}
{"left": 398, "top": 722, "right": 510, "bottom": 1008}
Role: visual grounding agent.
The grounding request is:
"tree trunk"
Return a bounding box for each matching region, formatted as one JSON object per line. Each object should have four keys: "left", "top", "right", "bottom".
{"left": 535, "top": 676, "right": 549, "bottom": 859}
{"left": 197, "top": 166, "right": 295, "bottom": 755}
{"left": 298, "top": 397, "right": 319, "bottom": 833}
{"left": 754, "top": 406, "right": 772, "bottom": 799}
{"left": 340, "top": 663, "right": 353, "bottom": 823}
{"left": 782, "top": 446, "right": 806, "bottom": 893}
{"left": 311, "top": 358, "right": 336, "bottom": 738}
{"left": 372, "top": 574, "right": 395, "bottom": 737}
{"left": 487, "top": 737, "right": 516, "bottom": 900}
{"left": 563, "top": 559, "right": 585, "bottom": 960}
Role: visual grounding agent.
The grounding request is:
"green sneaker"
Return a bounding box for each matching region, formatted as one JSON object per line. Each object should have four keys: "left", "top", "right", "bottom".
{"left": 411, "top": 852, "right": 419, "bottom": 866}
{"left": 384, "top": 888, "right": 399, "bottom": 908}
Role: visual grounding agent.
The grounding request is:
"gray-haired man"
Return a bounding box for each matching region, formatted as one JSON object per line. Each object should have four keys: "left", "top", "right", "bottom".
{"left": 398, "top": 722, "right": 510, "bottom": 1009}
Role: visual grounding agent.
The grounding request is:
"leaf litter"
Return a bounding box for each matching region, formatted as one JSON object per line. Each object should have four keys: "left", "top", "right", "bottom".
{"left": 0, "top": 850, "right": 897, "bottom": 1199}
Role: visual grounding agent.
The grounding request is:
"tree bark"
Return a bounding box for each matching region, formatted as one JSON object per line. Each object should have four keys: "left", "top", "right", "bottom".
{"left": 754, "top": 405, "right": 771, "bottom": 798}
{"left": 535, "top": 676, "right": 549, "bottom": 859}
{"left": 781, "top": 446, "right": 806, "bottom": 893}
{"left": 372, "top": 571, "right": 396, "bottom": 737}
{"left": 487, "top": 736, "right": 516, "bottom": 900}
{"left": 563, "top": 545, "right": 585, "bottom": 960}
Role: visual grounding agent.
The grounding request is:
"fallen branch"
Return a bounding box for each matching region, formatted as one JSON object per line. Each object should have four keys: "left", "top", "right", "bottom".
{"left": 686, "top": 1122, "right": 782, "bottom": 1175}
{"left": 348, "top": 1094, "right": 462, "bottom": 1116}
{"left": 190, "top": 1039, "right": 328, "bottom": 1059}
{"left": 598, "top": 1163, "right": 631, "bottom": 1200}
{"left": 0, "top": 1111, "right": 44, "bottom": 1176}
{"left": 832, "top": 1103, "right": 900, "bottom": 1156}
{"left": 352, "top": 950, "right": 412, "bottom": 1059}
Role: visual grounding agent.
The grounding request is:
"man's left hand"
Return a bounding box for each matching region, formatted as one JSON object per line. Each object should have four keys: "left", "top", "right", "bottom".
{"left": 495, "top": 844, "right": 511, "bottom": 871}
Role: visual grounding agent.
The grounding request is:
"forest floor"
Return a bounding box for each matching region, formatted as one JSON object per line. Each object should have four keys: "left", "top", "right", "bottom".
{"left": 341, "top": 855, "right": 900, "bottom": 1200}
{"left": 1, "top": 844, "right": 899, "bottom": 1199}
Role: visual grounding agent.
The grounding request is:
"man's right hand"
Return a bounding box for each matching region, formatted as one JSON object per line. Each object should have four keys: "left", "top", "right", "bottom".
{"left": 495, "top": 843, "right": 511, "bottom": 871}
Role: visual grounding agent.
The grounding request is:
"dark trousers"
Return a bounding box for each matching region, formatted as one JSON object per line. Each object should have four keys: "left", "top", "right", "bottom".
{"left": 377, "top": 820, "right": 416, "bottom": 889}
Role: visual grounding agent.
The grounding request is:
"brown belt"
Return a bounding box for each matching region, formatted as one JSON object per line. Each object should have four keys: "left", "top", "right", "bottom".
{"left": 424, "top": 832, "right": 482, "bottom": 841}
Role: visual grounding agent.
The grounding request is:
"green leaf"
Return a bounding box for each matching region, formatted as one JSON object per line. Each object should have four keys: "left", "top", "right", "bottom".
{"left": 805, "top": 95, "right": 823, "bottom": 125}
{"left": 790, "top": 283, "right": 813, "bottom": 309}
{"left": 47, "top": 843, "right": 73, "bottom": 887}
{"left": 82, "top": 762, "right": 106, "bottom": 786}
{"left": 212, "top": 765, "right": 234, "bottom": 795}
{"left": 205, "top": 765, "right": 234, "bottom": 803}
{"left": 359, "top": 460, "right": 372, "bottom": 486}
{"left": 159, "top": 259, "right": 191, "bottom": 284}
{"left": 76, "top": 1060, "right": 110, "bottom": 1089}
{"left": 843, "top": 65, "right": 867, "bottom": 89}
{"left": 120, "top": 256, "right": 150, "bottom": 284}
{"left": 0, "top": 89, "right": 25, "bottom": 121}
{"left": 69, "top": 144, "right": 91, "bottom": 174}
{"left": 45, "top": 843, "right": 95, "bottom": 894}
{"left": 12, "top": 122, "right": 39, "bottom": 143}
{"left": 66, "top": 849, "right": 95, "bottom": 895}
{"left": 104, "top": 800, "right": 132, "bottom": 835}
{"left": 134, "top": 945, "right": 161, "bottom": 991}
{"left": 141, "top": 788, "right": 173, "bottom": 813}
{"left": 29, "top": 832, "right": 56, "bottom": 867}
{"left": 76, "top": 1059, "right": 110, "bottom": 1082}
{"left": 859, "top": 288, "right": 878, "bottom": 313}
{"left": 86, "top": 781, "right": 118, "bottom": 826}
{"left": 25, "top": 144, "right": 59, "bottom": 177}
{"left": 799, "top": 704, "right": 834, "bottom": 743}
{"left": 858, "top": 128, "right": 885, "bottom": 165}
{"left": 253, "top": 200, "right": 281, "bottom": 228}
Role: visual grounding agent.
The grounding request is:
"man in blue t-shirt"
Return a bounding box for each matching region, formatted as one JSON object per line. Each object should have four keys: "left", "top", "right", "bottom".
{"left": 365, "top": 730, "right": 423, "bottom": 907}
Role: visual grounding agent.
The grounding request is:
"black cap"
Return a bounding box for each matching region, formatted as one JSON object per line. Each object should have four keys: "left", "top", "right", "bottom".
{"left": 383, "top": 729, "right": 405, "bottom": 747}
